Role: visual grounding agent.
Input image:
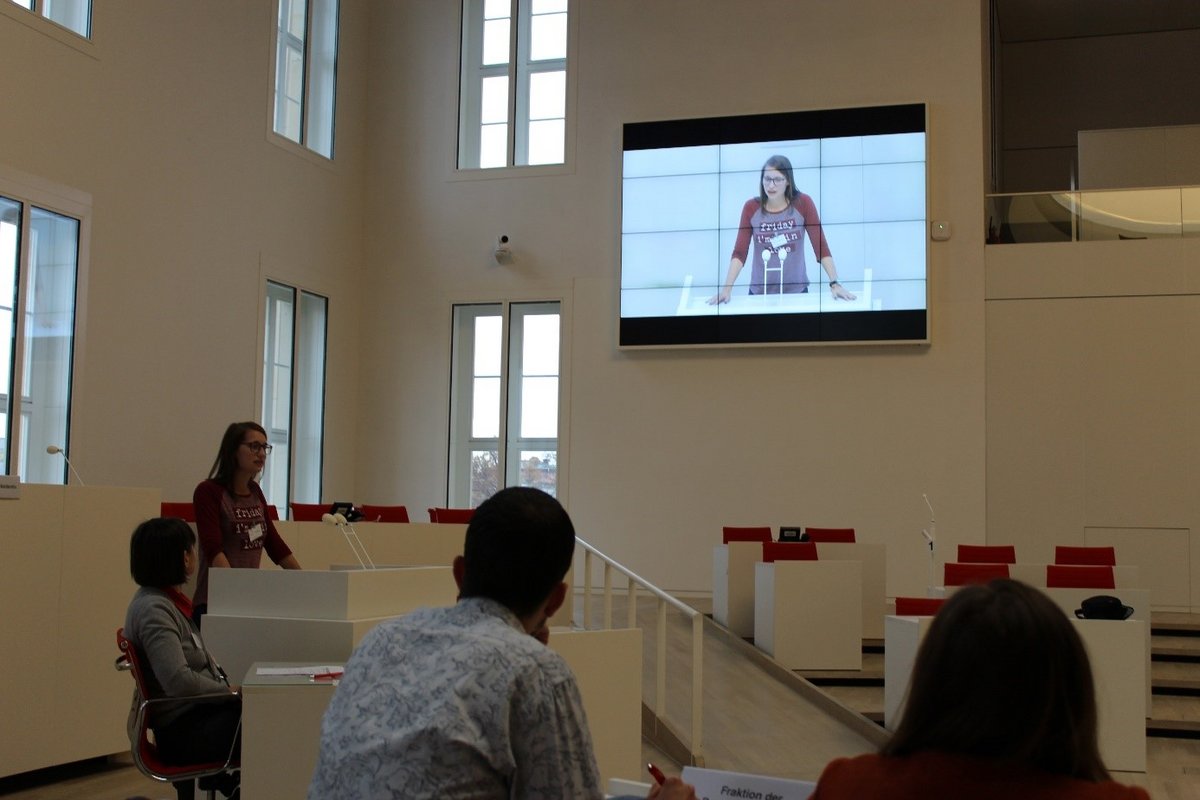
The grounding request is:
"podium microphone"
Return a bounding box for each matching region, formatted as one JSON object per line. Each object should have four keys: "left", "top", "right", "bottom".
{"left": 322, "top": 513, "right": 374, "bottom": 570}
{"left": 338, "top": 512, "right": 377, "bottom": 570}
{"left": 46, "top": 445, "right": 85, "bottom": 486}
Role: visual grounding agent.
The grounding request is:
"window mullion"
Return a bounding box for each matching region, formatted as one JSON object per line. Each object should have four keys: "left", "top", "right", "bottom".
{"left": 497, "top": 302, "right": 513, "bottom": 485}
{"left": 7, "top": 203, "right": 31, "bottom": 475}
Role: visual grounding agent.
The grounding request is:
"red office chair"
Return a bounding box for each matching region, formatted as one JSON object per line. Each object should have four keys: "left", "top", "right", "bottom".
{"left": 957, "top": 544, "right": 1017, "bottom": 564}
{"left": 722, "top": 526, "right": 773, "bottom": 544}
{"left": 428, "top": 507, "right": 475, "bottom": 524}
{"left": 804, "top": 527, "right": 856, "bottom": 543}
{"left": 1046, "top": 564, "right": 1116, "bottom": 589}
{"left": 161, "top": 502, "right": 196, "bottom": 522}
{"left": 115, "top": 629, "right": 239, "bottom": 800}
{"left": 944, "top": 562, "right": 1010, "bottom": 586}
{"left": 762, "top": 542, "right": 819, "bottom": 562}
{"left": 289, "top": 502, "right": 327, "bottom": 522}
{"left": 1054, "top": 545, "right": 1116, "bottom": 566}
{"left": 266, "top": 504, "right": 280, "bottom": 521}
{"left": 894, "top": 597, "right": 945, "bottom": 616}
{"left": 361, "top": 504, "right": 410, "bottom": 523}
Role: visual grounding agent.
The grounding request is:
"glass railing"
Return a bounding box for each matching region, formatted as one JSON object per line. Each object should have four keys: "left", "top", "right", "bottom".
{"left": 986, "top": 187, "right": 1200, "bottom": 244}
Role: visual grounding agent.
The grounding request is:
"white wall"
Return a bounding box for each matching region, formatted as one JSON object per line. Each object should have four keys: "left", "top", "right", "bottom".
{"left": 0, "top": 0, "right": 368, "bottom": 505}
{"left": 359, "top": 0, "right": 989, "bottom": 595}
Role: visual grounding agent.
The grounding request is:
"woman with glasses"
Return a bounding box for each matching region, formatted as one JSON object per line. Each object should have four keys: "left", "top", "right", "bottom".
{"left": 708, "top": 154, "right": 856, "bottom": 305}
{"left": 190, "top": 421, "right": 301, "bottom": 623}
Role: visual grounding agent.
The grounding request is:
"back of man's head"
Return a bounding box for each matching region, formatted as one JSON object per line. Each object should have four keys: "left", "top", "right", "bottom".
{"left": 460, "top": 487, "right": 575, "bottom": 617}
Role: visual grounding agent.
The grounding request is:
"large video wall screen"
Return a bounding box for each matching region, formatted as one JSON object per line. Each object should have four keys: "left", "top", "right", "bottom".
{"left": 620, "top": 103, "right": 928, "bottom": 347}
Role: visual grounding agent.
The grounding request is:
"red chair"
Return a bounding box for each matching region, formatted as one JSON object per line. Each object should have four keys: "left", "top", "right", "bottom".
{"left": 429, "top": 507, "right": 475, "bottom": 524}
{"left": 161, "top": 502, "right": 196, "bottom": 522}
{"left": 1046, "top": 564, "right": 1116, "bottom": 589}
{"left": 894, "top": 597, "right": 945, "bottom": 616}
{"left": 804, "top": 527, "right": 855, "bottom": 543}
{"left": 289, "top": 502, "right": 327, "bottom": 522}
{"left": 1054, "top": 545, "right": 1116, "bottom": 566}
{"left": 116, "top": 629, "right": 239, "bottom": 800}
{"left": 944, "top": 562, "right": 1010, "bottom": 586}
{"left": 956, "top": 544, "right": 1017, "bottom": 564}
{"left": 266, "top": 505, "right": 280, "bottom": 521}
{"left": 762, "top": 542, "right": 819, "bottom": 562}
{"left": 361, "top": 504, "right": 411, "bottom": 523}
{"left": 722, "top": 526, "right": 773, "bottom": 544}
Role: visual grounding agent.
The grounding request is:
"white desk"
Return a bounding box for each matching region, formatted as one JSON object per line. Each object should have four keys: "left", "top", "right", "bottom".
{"left": 241, "top": 627, "right": 643, "bottom": 796}
{"left": 816, "top": 542, "right": 886, "bottom": 639}
{"left": 754, "top": 560, "right": 862, "bottom": 670}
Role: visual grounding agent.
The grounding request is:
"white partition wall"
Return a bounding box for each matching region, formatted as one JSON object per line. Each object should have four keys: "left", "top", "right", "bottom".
{"left": 0, "top": 484, "right": 160, "bottom": 778}
{"left": 816, "top": 542, "right": 886, "bottom": 639}
{"left": 712, "top": 541, "right": 763, "bottom": 637}
{"left": 754, "top": 560, "right": 862, "bottom": 670}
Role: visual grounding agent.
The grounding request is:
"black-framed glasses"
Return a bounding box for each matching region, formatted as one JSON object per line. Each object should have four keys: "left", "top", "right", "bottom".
{"left": 762, "top": 176, "right": 788, "bottom": 186}
{"left": 243, "top": 442, "right": 274, "bottom": 454}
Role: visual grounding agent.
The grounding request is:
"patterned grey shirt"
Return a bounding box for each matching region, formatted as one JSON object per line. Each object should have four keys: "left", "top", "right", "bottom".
{"left": 307, "top": 597, "right": 603, "bottom": 800}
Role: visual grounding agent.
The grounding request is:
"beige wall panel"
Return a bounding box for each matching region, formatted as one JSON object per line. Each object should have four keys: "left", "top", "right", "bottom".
{"left": 985, "top": 301, "right": 1086, "bottom": 561}
{"left": 1086, "top": 527, "right": 1192, "bottom": 610}
{"left": 56, "top": 487, "right": 157, "bottom": 764}
{"left": 1081, "top": 297, "right": 1200, "bottom": 527}
{"left": 0, "top": 486, "right": 65, "bottom": 775}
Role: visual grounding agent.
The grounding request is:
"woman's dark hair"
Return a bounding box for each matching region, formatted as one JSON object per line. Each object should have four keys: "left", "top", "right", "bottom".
{"left": 884, "top": 578, "right": 1109, "bottom": 781}
{"left": 758, "top": 154, "right": 798, "bottom": 207}
{"left": 459, "top": 487, "right": 575, "bottom": 617}
{"left": 207, "top": 421, "right": 267, "bottom": 488}
{"left": 130, "top": 517, "right": 196, "bottom": 588}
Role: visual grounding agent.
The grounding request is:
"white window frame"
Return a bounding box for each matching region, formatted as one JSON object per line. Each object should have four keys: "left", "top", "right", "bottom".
{"left": 3, "top": 0, "right": 91, "bottom": 38}
{"left": 448, "top": 298, "right": 569, "bottom": 507}
{"left": 270, "top": 0, "right": 340, "bottom": 160}
{"left": 259, "top": 279, "right": 328, "bottom": 512}
{"left": 457, "top": 0, "right": 575, "bottom": 172}
{"left": 0, "top": 167, "right": 90, "bottom": 484}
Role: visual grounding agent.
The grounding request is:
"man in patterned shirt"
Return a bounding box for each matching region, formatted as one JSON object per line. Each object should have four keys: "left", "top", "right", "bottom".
{"left": 307, "top": 486, "right": 693, "bottom": 800}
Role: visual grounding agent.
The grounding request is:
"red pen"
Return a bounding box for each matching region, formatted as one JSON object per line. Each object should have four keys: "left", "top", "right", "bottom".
{"left": 647, "top": 763, "right": 666, "bottom": 785}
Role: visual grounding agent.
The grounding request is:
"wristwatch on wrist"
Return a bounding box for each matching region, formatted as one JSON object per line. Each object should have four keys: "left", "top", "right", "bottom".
{"left": 829, "top": 280, "right": 841, "bottom": 288}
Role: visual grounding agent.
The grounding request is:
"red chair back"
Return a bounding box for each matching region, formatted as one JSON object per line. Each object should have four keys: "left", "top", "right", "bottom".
{"left": 944, "top": 562, "right": 1010, "bottom": 586}
{"left": 957, "top": 544, "right": 1017, "bottom": 564}
{"left": 1046, "top": 564, "right": 1116, "bottom": 589}
{"left": 762, "top": 542, "right": 818, "bottom": 562}
{"left": 722, "top": 526, "right": 773, "bottom": 544}
{"left": 160, "top": 502, "right": 195, "bottom": 522}
{"left": 1054, "top": 546, "right": 1116, "bottom": 566}
{"left": 361, "top": 504, "right": 410, "bottom": 523}
{"left": 289, "top": 502, "right": 327, "bottom": 522}
{"left": 804, "top": 527, "right": 856, "bottom": 543}
{"left": 267, "top": 505, "right": 280, "bottom": 521}
{"left": 894, "top": 597, "right": 945, "bottom": 616}
{"left": 429, "top": 507, "right": 474, "bottom": 524}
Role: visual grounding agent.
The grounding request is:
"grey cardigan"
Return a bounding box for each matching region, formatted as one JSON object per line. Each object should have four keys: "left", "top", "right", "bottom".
{"left": 124, "top": 586, "right": 229, "bottom": 728}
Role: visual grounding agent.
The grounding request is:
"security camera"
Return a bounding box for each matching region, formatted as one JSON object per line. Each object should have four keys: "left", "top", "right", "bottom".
{"left": 494, "top": 234, "right": 513, "bottom": 263}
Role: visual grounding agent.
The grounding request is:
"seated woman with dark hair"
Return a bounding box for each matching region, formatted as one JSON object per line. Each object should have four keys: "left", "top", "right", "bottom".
{"left": 811, "top": 579, "right": 1148, "bottom": 800}
{"left": 124, "top": 517, "right": 240, "bottom": 796}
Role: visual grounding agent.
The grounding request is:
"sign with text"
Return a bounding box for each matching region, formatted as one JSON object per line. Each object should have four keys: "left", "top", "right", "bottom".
{"left": 681, "top": 766, "right": 816, "bottom": 800}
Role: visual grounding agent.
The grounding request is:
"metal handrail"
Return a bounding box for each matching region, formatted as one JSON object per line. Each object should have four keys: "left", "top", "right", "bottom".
{"left": 574, "top": 537, "right": 703, "bottom": 762}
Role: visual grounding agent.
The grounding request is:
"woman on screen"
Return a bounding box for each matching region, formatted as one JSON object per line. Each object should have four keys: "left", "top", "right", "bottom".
{"left": 191, "top": 421, "right": 301, "bottom": 623}
{"left": 708, "top": 154, "right": 856, "bottom": 304}
{"left": 809, "top": 579, "right": 1148, "bottom": 800}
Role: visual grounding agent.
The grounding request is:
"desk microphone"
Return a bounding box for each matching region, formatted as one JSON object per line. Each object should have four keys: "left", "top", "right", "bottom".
{"left": 922, "top": 493, "right": 937, "bottom": 587}
{"left": 338, "top": 513, "right": 377, "bottom": 570}
{"left": 46, "top": 445, "right": 85, "bottom": 486}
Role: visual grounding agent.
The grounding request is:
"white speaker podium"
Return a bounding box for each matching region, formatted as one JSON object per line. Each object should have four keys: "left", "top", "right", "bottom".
{"left": 204, "top": 566, "right": 457, "bottom": 681}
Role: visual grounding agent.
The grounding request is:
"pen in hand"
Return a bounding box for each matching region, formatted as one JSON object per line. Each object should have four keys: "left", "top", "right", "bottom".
{"left": 648, "top": 762, "right": 666, "bottom": 785}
